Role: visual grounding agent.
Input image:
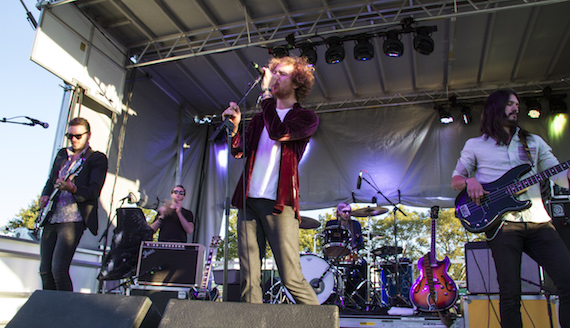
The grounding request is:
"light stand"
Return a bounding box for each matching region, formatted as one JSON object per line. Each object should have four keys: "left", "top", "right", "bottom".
{"left": 209, "top": 70, "right": 264, "bottom": 301}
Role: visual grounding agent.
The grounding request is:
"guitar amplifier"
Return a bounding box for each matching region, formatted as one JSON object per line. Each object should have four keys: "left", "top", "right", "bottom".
{"left": 464, "top": 241, "right": 542, "bottom": 294}
{"left": 136, "top": 241, "right": 204, "bottom": 287}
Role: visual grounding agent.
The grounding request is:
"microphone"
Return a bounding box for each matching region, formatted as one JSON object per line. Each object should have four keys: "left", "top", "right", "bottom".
{"left": 251, "top": 62, "right": 265, "bottom": 77}
{"left": 25, "top": 116, "right": 49, "bottom": 129}
{"left": 356, "top": 171, "right": 362, "bottom": 189}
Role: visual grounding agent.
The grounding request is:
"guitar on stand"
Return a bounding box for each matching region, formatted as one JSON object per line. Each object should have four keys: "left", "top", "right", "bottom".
{"left": 410, "top": 206, "right": 458, "bottom": 321}
{"left": 192, "top": 236, "right": 221, "bottom": 301}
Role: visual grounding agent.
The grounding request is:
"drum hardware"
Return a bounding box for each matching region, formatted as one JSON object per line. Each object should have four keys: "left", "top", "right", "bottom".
{"left": 372, "top": 245, "right": 403, "bottom": 258}
{"left": 357, "top": 171, "right": 409, "bottom": 307}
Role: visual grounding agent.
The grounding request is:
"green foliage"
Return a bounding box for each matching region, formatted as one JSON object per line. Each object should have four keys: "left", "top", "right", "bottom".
{"left": 4, "top": 196, "right": 41, "bottom": 230}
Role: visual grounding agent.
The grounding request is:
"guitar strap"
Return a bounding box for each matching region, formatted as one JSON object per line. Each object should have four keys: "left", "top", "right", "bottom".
{"left": 518, "top": 130, "right": 533, "bottom": 167}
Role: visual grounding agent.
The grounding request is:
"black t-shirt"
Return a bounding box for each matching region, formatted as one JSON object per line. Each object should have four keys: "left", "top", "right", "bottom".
{"left": 158, "top": 208, "right": 193, "bottom": 242}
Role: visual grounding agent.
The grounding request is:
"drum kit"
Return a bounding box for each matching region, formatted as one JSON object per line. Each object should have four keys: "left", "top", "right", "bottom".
{"left": 264, "top": 206, "right": 413, "bottom": 311}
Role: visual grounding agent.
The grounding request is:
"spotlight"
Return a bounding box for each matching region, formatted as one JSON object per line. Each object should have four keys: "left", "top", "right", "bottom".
{"left": 549, "top": 96, "right": 567, "bottom": 115}
{"left": 413, "top": 26, "right": 435, "bottom": 55}
{"left": 298, "top": 42, "right": 317, "bottom": 65}
{"left": 436, "top": 105, "right": 453, "bottom": 124}
{"left": 270, "top": 45, "right": 289, "bottom": 58}
{"left": 383, "top": 31, "right": 403, "bottom": 57}
{"left": 353, "top": 35, "right": 374, "bottom": 61}
{"left": 325, "top": 36, "right": 345, "bottom": 64}
{"left": 461, "top": 106, "right": 472, "bottom": 125}
{"left": 525, "top": 99, "right": 542, "bottom": 119}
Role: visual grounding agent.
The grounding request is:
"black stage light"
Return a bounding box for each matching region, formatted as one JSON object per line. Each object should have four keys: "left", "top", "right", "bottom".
{"left": 550, "top": 96, "right": 567, "bottom": 115}
{"left": 353, "top": 35, "right": 374, "bottom": 61}
{"left": 461, "top": 106, "right": 472, "bottom": 125}
{"left": 413, "top": 26, "right": 435, "bottom": 55}
{"left": 436, "top": 105, "right": 453, "bottom": 124}
{"left": 298, "top": 42, "right": 318, "bottom": 65}
{"left": 270, "top": 45, "right": 289, "bottom": 58}
{"left": 525, "top": 99, "right": 542, "bottom": 119}
{"left": 383, "top": 31, "right": 403, "bottom": 57}
{"left": 325, "top": 36, "right": 345, "bottom": 64}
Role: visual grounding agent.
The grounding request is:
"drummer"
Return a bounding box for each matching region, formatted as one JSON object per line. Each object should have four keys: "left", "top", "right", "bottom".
{"left": 325, "top": 202, "right": 364, "bottom": 251}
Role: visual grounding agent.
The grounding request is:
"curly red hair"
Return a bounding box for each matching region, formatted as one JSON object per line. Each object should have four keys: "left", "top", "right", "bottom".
{"left": 268, "top": 56, "right": 315, "bottom": 101}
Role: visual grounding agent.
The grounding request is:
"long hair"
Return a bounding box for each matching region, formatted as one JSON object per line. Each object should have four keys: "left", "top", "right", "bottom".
{"left": 480, "top": 89, "right": 529, "bottom": 145}
{"left": 268, "top": 56, "right": 315, "bottom": 101}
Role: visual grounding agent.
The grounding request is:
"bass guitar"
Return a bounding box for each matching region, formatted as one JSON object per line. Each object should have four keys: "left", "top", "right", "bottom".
{"left": 192, "top": 236, "right": 222, "bottom": 301}
{"left": 410, "top": 206, "right": 458, "bottom": 312}
{"left": 455, "top": 160, "right": 570, "bottom": 233}
{"left": 35, "top": 157, "right": 85, "bottom": 228}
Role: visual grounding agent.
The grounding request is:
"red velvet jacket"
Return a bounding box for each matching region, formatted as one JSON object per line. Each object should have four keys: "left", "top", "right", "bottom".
{"left": 231, "top": 97, "right": 319, "bottom": 219}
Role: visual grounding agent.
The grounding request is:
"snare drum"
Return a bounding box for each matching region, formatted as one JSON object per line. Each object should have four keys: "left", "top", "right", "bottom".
{"left": 337, "top": 251, "right": 359, "bottom": 266}
{"left": 322, "top": 225, "right": 352, "bottom": 257}
{"left": 284, "top": 253, "right": 339, "bottom": 304}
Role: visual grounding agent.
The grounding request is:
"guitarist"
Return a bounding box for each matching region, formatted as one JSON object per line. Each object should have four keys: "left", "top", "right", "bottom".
{"left": 38, "top": 117, "right": 108, "bottom": 291}
{"left": 451, "top": 89, "right": 570, "bottom": 328}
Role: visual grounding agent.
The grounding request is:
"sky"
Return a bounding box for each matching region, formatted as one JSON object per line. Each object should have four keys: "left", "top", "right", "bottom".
{"left": 0, "top": 0, "right": 62, "bottom": 228}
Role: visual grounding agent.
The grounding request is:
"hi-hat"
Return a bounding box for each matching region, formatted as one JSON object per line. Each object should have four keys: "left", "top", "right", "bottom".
{"left": 299, "top": 216, "right": 320, "bottom": 229}
{"left": 351, "top": 206, "right": 389, "bottom": 217}
{"left": 372, "top": 245, "right": 403, "bottom": 257}
{"left": 361, "top": 230, "right": 384, "bottom": 238}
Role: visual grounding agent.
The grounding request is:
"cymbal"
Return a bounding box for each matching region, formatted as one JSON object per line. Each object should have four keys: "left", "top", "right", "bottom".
{"left": 372, "top": 245, "right": 403, "bottom": 257}
{"left": 351, "top": 206, "right": 389, "bottom": 217}
{"left": 299, "top": 216, "right": 320, "bottom": 229}
{"left": 361, "top": 230, "right": 384, "bottom": 238}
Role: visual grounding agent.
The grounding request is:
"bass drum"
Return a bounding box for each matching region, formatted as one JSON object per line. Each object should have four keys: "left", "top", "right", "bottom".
{"left": 285, "top": 253, "right": 339, "bottom": 304}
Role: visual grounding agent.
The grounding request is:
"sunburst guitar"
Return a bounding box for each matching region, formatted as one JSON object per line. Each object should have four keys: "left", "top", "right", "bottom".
{"left": 410, "top": 206, "right": 458, "bottom": 312}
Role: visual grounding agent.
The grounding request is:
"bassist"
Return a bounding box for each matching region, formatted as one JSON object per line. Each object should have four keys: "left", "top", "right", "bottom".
{"left": 38, "top": 117, "right": 108, "bottom": 291}
{"left": 451, "top": 89, "right": 570, "bottom": 328}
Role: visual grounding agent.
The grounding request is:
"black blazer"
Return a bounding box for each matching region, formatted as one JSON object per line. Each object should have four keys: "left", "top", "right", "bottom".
{"left": 41, "top": 147, "right": 108, "bottom": 235}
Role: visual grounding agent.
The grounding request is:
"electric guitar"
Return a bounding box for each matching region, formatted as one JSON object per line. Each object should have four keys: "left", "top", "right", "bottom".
{"left": 410, "top": 206, "right": 458, "bottom": 312}
{"left": 35, "top": 157, "right": 85, "bottom": 228}
{"left": 192, "top": 236, "right": 222, "bottom": 301}
{"left": 455, "top": 160, "right": 570, "bottom": 233}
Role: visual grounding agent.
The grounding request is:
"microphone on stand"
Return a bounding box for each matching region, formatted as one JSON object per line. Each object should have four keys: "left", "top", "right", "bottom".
{"left": 25, "top": 116, "right": 49, "bottom": 129}
{"left": 356, "top": 171, "right": 363, "bottom": 189}
{"left": 251, "top": 62, "right": 265, "bottom": 77}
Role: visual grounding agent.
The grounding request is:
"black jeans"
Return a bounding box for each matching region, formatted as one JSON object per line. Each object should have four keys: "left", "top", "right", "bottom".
{"left": 39, "top": 221, "right": 85, "bottom": 291}
{"left": 487, "top": 221, "right": 570, "bottom": 328}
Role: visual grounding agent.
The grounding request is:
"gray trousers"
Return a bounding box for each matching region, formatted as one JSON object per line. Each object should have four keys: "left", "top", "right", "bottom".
{"left": 237, "top": 198, "right": 319, "bottom": 304}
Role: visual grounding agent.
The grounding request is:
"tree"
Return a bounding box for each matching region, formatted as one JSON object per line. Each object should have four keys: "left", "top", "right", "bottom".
{"left": 4, "top": 196, "right": 40, "bottom": 230}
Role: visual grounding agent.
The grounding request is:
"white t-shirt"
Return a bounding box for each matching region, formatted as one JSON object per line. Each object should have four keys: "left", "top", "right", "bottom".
{"left": 248, "top": 108, "right": 291, "bottom": 200}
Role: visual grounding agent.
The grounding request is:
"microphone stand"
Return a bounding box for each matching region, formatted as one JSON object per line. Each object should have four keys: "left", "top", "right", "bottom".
{"left": 1, "top": 116, "right": 43, "bottom": 127}
{"left": 210, "top": 71, "right": 264, "bottom": 302}
{"left": 361, "top": 176, "right": 408, "bottom": 306}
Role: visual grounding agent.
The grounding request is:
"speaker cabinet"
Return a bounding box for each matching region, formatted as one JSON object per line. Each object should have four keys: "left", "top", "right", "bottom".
{"left": 136, "top": 242, "right": 204, "bottom": 287}
{"left": 462, "top": 295, "right": 558, "bottom": 328}
{"left": 158, "top": 300, "right": 339, "bottom": 328}
{"left": 547, "top": 200, "right": 570, "bottom": 252}
{"left": 464, "top": 241, "right": 542, "bottom": 294}
{"left": 6, "top": 290, "right": 161, "bottom": 328}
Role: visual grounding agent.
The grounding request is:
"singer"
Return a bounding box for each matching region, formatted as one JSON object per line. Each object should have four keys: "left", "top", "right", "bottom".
{"left": 222, "top": 56, "right": 319, "bottom": 304}
{"left": 148, "top": 185, "right": 194, "bottom": 242}
{"left": 38, "top": 117, "right": 108, "bottom": 291}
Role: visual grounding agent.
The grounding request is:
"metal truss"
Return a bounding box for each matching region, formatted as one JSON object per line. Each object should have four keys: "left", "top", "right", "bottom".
{"left": 43, "top": 0, "right": 570, "bottom": 69}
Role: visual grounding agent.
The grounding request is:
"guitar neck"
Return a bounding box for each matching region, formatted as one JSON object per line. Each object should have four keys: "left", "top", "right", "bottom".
{"left": 429, "top": 206, "right": 439, "bottom": 266}
{"left": 509, "top": 160, "right": 570, "bottom": 194}
{"left": 200, "top": 249, "right": 215, "bottom": 290}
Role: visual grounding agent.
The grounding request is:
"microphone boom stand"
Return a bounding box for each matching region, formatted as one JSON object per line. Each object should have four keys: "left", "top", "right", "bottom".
{"left": 361, "top": 176, "right": 408, "bottom": 306}
{"left": 210, "top": 71, "right": 264, "bottom": 301}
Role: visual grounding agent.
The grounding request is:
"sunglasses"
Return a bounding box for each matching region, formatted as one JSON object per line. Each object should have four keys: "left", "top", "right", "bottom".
{"left": 341, "top": 210, "right": 351, "bottom": 213}
{"left": 172, "top": 190, "right": 186, "bottom": 196}
{"left": 65, "top": 131, "right": 88, "bottom": 140}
